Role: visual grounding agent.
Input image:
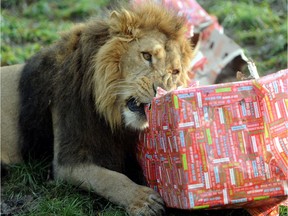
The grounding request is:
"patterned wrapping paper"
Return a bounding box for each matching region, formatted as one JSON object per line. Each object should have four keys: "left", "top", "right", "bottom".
{"left": 137, "top": 69, "right": 288, "bottom": 209}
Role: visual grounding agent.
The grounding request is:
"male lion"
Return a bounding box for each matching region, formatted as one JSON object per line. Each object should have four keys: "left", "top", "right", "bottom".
{"left": 3, "top": 2, "right": 194, "bottom": 215}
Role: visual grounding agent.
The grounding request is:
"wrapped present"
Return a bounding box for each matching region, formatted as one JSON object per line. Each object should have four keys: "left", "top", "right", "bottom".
{"left": 137, "top": 69, "right": 288, "bottom": 210}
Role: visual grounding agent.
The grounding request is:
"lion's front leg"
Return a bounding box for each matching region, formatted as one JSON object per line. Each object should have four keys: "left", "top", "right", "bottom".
{"left": 51, "top": 107, "right": 164, "bottom": 215}
{"left": 54, "top": 164, "right": 165, "bottom": 216}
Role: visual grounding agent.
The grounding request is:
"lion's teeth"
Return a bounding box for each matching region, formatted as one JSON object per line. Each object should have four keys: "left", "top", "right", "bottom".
{"left": 136, "top": 101, "right": 141, "bottom": 107}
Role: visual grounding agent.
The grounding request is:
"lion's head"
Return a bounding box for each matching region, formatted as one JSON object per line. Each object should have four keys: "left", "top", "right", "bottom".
{"left": 75, "top": 3, "right": 194, "bottom": 131}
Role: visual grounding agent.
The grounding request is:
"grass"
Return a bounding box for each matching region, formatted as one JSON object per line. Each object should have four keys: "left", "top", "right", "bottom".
{"left": 1, "top": 0, "right": 109, "bottom": 65}
{"left": 1, "top": 0, "right": 287, "bottom": 215}
{"left": 1, "top": 161, "right": 127, "bottom": 215}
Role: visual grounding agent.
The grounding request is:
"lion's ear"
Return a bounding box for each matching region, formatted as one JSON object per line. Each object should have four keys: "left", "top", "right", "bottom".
{"left": 109, "top": 10, "right": 140, "bottom": 40}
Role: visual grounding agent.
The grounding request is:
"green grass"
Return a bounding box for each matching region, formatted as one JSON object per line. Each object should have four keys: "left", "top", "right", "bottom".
{"left": 1, "top": 0, "right": 287, "bottom": 215}
{"left": 1, "top": 162, "right": 127, "bottom": 216}
{"left": 1, "top": 0, "right": 109, "bottom": 65}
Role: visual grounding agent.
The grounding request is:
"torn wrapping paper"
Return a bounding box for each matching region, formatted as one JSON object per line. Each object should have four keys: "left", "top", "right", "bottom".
{"left": 137, "top": 69, "right": 288, "bottom": 210}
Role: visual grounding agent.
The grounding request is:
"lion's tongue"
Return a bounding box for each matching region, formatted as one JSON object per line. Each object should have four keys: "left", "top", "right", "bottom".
{"left": 127, "top": 98, "right": 145, "bottom": 115}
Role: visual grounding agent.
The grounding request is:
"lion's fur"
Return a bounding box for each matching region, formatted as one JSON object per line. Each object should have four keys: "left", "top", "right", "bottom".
{"left": 3, "top": 2, "right": 194, "bottom": 215}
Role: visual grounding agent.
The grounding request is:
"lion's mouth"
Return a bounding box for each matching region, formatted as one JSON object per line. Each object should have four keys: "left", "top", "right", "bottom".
{"left": 127, "top": 98, "right": 147, "bottom": 116}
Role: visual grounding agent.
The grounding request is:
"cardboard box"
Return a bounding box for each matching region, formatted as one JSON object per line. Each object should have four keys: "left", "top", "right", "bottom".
{"left": 138, "top": 69, "right": 288, "bottom": 209}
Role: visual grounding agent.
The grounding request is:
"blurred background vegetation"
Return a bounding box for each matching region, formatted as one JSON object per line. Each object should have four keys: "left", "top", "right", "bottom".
{"left": 1, "top": 0, "right": 287, "bottom": 215}
{"left": 1, "top": 0, "right": 109, "bottom": 66}
{"left": 1, "top": 0, "right": 287, "bottom": 74}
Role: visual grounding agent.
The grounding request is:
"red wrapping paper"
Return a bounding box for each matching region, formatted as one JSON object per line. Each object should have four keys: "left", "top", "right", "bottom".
{"left": 138, "top": 69, "right": 288, "bottom": 210}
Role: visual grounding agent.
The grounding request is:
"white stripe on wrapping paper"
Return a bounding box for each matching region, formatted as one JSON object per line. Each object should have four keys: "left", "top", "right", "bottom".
{"left": 229, "top": 168, "right": 236, "bottom": 185}
{"left": 279, "top": 79, "right": 284, "bottom": 93}
{"left": 197, "top": 92, "right": 202, "bottom": 108}
{"left": 223, "top": 189, "right": 228, "bottom": 204}
{"left": 163, "top": 126, "right": 168, "bottom": 130}
{"left": 193, "top": 112, "right": 200, "bottom": 128}
{"left": 179, "top": 122, "right": 194, "bottom": 128}
{"left": 204, "top": 106, "right": 209, "bottom": 122}
{"left": 218, "top": 107, "right": 225, "bottom": 124}
{"left": 188, "top": 192, "right": 195, "bottom": 208}
{"left": 273, "top": 81, "right": 279, "bottom": 93}
{"left": 173, "top": 136, "right": 179, "bottom": 152}
{"left": 284, "top": 181, "right": 288, "bottom": 195}
{"left": 161, "top": 137, "right": 166, "bottom": 152}
{"left": 214, "top": 166, "right": 220, "bottom": 183}
{"left": 275, "top": 102, "right": 282, "bottom": 119}
{"left": 253, "top": 102, "right": 260, "bottom": 118}
{"left": 274, "top": 137, "right": 283, "bottom": 153}
{"left": 188, "top": 183, "right": 204, "bottom": 189}
{"left": 265, "top": 163, "right": 271, "bottom": 179}
{"left": 251, "top": 136, "right": 258, "bottom": 153}
{"left": 242, "top": 131, "right": 247, "bottom": 154}
{"left": 284, "top": 99, "right": 288, "bottom": 118}
{"left": 266, "top": 144, "right": 271, "bottom": 152}
{"left": 212, "top": 157, "right": 230, "bottom": 164}
{"left": 204, "top": 172, "right": 210, "bottom": 189}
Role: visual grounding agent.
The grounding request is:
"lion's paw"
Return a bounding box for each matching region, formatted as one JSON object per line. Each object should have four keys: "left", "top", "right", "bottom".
{"left": 127, "top": 186, "right": 165, "bottom": 216}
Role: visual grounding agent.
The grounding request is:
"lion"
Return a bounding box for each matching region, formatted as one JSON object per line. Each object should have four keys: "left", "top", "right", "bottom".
{"left": 1, "top": 2, "right": 194, "bottom": 215}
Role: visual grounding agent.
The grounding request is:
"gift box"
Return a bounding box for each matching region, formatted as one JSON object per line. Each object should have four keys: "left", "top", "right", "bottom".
{"left": 137, "top": 69, "right": 288, "bottom": 210}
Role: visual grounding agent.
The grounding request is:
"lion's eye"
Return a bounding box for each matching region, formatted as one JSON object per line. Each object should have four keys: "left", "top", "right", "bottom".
{"left": 142, "top": 52, "right": 152, "bottom": 62}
